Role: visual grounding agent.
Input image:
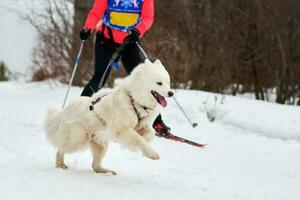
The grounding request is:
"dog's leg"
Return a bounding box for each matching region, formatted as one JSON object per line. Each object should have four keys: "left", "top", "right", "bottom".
{"left": 138, "top": 127, "right": 155, "bottom": 143}
{"left": 56, "top": 151, "right": 68, "bottom": 169}
{"left": 90, "top": 141, "right": 116, "bottom": 175}
{"left": 118, "top": 129, "right": 160, "bottom": 160}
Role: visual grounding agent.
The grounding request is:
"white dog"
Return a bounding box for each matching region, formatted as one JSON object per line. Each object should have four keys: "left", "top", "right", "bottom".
{"left": 44, "top": 59, "right": 173, "bottom": 175}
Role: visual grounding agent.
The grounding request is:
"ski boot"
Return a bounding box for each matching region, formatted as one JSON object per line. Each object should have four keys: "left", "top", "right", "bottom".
{"left": 153, "top": 117, "right": 171, "bottom": 137}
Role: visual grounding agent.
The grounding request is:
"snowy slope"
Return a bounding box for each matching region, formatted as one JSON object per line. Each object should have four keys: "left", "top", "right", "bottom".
{"left": 0, "top": 0, "right": 37, "bottom": 73}
{"left": 0, "top": 81, "right": 300, "bottom": 200}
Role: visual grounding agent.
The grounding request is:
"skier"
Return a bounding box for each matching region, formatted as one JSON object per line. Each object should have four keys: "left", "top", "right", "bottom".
{"left": 79, "top": 0, "right": 171, "bottom": 135}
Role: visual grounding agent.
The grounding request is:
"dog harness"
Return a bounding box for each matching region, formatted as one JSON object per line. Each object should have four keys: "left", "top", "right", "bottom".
{"left": 89, "top": 91, "right": 152, "bottom": 122}
{"left": 89, "top": 93, "right": 111, "bottom": 111}
{"left": 127, "top": 92, "right": 153, "bottom": 121}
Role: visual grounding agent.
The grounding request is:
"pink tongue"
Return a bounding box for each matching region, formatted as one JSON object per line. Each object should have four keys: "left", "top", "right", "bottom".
{"left": 158, "top": 95, "right": 167, "bottom": 108}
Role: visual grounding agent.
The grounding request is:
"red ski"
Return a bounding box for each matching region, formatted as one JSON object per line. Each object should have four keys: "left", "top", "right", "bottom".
{"left": 154, "top": 123, "right": 207, "bottom": 148}
{"left": 156, "top": 132, "right": 207, "bottom": 148}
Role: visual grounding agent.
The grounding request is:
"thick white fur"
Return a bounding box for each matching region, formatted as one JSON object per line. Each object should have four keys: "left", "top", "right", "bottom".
{"left": 44, "top": 59, "right": 172, "bottom": 175}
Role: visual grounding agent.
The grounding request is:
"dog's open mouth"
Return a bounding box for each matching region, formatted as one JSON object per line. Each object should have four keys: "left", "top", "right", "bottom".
{"left": 151, "top": 91, "right": 167, "bottom": 108}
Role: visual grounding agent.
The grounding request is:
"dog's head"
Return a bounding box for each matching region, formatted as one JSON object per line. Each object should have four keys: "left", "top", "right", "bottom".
{"left": 128, "top": 59, "right": 173, "bottom": 108}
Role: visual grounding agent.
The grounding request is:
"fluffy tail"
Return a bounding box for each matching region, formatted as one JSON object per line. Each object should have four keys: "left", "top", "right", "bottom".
{"left": 44, "top": 107, "right": 61, "bottom": 148}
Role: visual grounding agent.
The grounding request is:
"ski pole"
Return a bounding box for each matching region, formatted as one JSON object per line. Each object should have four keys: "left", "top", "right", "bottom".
{"left": 172, "top": 97, "right": 198, "bottom": 128}
{"left": 62, "top": 40, "right": 85, "bottom": 109}
{"left": 97, "top": 39, "right": 130, "bottom": 90}
{"left": 135, "top": 42, "right": 198, "bottom": 128}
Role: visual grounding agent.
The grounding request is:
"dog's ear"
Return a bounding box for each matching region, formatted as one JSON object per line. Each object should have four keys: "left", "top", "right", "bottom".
{"left": 144, "top": 59, "right": 152, "bottom": 65}
{"left": 154, "top": 59, "right": 163, "bottom": 66}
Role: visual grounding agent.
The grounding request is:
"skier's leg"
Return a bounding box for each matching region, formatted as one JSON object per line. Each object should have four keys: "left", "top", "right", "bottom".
{"left": 81, "top": 33, "right": 115, "bottom": 97}
{"left": 121, "top": 42, "right": 145, "bottom": 74}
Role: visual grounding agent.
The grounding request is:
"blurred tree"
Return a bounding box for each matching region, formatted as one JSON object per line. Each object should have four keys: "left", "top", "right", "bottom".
{"left": 0, "top": 61, "right": 8, "bottom": 81}
{"left": 28, "top": 0, "right": 300, "bottom": 105}
{"left": 28, "top": 0, "right": 74, "bottom": 82}
{"left": 28, "top": 0, "right": 95, "bottom": 85}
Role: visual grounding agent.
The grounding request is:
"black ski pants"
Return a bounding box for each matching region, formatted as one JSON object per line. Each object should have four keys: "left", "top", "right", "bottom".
{"left": 81, "top": 33, "right": 144, "bottom": 96}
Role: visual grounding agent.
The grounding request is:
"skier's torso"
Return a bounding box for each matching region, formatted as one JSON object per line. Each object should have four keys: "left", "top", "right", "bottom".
{"left": 84, "top": 0, "right": 154, "bottom": 44}
{"left": 102, "top": 0, "right": 144, "bottom": 32}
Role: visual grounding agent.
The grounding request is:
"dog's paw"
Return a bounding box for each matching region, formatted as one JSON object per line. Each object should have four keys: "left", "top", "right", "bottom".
{"left": 93, "top": 167, "right": 117, "bottom": 175}
{"left": 143, "top": 149, "right": 160, "bottom": 160}
{"left": 56, "top": 163, "right": 68, "bottom": 169}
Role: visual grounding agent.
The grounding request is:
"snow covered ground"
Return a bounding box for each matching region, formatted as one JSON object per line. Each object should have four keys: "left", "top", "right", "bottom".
{"left": 0, "top": 81, "right": 300, "bottom": 200}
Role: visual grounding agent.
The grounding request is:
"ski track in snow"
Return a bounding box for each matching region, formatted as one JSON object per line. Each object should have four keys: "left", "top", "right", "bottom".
{"left": 0, "top": 81, "right": 300, "bottom": 200}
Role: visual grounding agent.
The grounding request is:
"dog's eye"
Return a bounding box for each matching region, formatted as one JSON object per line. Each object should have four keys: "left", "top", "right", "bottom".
{"left": 156, "top": 82, "right": 163, "bottom": 86}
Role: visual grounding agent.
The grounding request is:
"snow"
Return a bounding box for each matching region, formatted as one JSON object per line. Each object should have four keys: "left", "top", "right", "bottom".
{"left": 0, "top": 0, "right": 73, "bottom": 74}
{"left": 0, "top": 0, "right": 37, "bottom": 74}
{"left": 189, "top": 91, "right": 300, "bottom": 141}
{"left": 0, "top": 81, "right": 300, "bottom": 200}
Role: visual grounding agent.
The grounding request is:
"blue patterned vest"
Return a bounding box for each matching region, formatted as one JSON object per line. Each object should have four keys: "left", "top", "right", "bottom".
{"left": 102, "top": 0, "right": 144, "bottom": 32}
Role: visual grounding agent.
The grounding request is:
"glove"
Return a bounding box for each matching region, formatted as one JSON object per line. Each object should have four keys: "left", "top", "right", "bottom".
{"left": 79, "top": 29, "right": 91, "bottom": 41}
{"left": 123, "top": 29, "right": 140, "bottom": 44}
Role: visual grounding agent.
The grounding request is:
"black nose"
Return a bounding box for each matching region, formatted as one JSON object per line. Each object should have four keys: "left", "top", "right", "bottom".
{"left": 168, "top": 91, "right": 174, "bottom": 97}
